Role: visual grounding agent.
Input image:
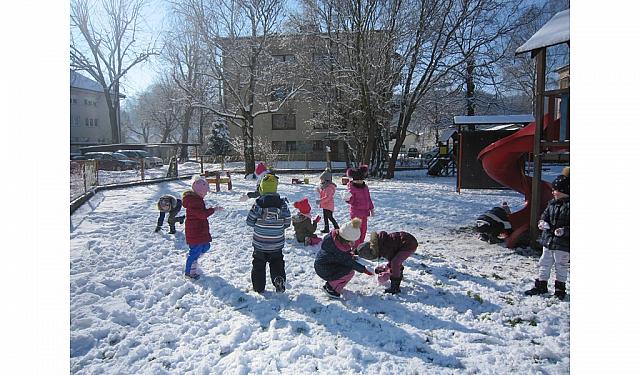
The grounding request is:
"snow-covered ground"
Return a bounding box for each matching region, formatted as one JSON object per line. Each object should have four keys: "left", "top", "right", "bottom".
{"left": 70, "top": 170, "right": 569, "bottom": 374}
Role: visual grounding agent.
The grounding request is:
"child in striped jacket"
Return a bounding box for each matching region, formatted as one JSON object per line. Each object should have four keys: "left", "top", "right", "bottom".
{"left": 245, "top": 174, "right": 292, "bottom": 293}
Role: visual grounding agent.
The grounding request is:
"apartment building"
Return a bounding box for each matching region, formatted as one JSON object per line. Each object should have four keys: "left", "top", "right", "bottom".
{"left": 70, "top": 70, "right": 113, "bottom": 153}
{"left": 222, "top": 34, "right": 351, "bottom": 162}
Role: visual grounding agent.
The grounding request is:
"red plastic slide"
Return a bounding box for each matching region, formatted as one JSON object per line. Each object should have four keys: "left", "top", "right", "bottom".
{"left": 477, "top": 114, "right": 559, "bottom": 248}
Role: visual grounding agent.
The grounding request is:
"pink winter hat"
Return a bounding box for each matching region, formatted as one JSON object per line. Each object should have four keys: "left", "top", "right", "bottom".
{"left": 192, "top": 176, "right": 210, "bottom": 197}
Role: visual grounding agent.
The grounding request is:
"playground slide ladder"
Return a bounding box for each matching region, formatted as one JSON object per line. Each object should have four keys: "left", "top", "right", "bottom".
{"left": 427, "top": 150, "right": 456, "bottom": 177}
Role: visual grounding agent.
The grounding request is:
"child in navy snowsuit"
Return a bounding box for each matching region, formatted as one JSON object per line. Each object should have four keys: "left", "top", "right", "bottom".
{"left": 314, "top": 218, "right": 374, "bottom": 298}
{"left": 155, "top": 195, "right": 185, "bottom": 234}
{"left": 246, "top": 174, "right": 292, "bottom": 293}
{"left": 525, "top": 167, "right": 570, "bottom": 300}
{"left": 475, "top": 202, "right": 512, "bottom": 244}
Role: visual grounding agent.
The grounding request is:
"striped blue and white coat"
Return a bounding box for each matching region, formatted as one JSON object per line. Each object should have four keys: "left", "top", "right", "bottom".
{"left": 246, "top": 193, "right": 292, "bottom": 252}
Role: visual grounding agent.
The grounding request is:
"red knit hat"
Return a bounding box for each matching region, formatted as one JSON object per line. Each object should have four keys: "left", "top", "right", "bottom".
{"left": 293, "top": 198, "right": 311, "bottom": 215}
{"left": 255, "top": 162, "right": 268, "bottom": 177}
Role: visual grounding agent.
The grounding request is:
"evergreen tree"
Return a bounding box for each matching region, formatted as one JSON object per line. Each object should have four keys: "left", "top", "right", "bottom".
{"left": 205, "top": 121, "right": 232, "bottom": 156}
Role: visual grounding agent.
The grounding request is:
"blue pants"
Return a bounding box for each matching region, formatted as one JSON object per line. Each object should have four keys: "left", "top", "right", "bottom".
{"left": 185, "top": 243, "right": 210, "bottom": 274}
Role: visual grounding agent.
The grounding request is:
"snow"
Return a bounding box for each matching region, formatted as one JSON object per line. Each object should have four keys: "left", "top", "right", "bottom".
{"left": 515, "top": 9, "right": 570, "bottom": 55}
{"left": 70, "top": 170, "right": 569, "bottom": 373}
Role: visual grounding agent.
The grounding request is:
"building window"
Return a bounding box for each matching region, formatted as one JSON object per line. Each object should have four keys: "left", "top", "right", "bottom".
{"left": 272, "top": 114, "right": 296, "bottom": 130}
{"left": 89, "top": 118, "right": 94, "bottom": 127}
{"left": 272, "top": 141, "right": 284, "bottom": 152}
{"left": 272, "top": 54, "right": 295, "bottom": 63}
{"left": 270, "top": 85, "right": 290, "bottom": 101}
{"left": 313, "top": 140, "right": 324, "bottom": 152}
{"left": 70, "top": 116, "right": 80, "bottom": 127}
{"left": 286, "top": 141, "right": 297, "bottom": 152}
{"left": 70, "top": 97, "right": 77, "bottom": 104}
{"left": 94, "top": 118, "right": 98, "bottom": 127}
{"left": 85, "top": 118, "right": 89, "bottom": 126}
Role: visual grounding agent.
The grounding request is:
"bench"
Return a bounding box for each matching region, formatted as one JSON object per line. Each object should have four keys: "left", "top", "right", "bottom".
{"left": 202, "top": 171, "right": 232, "bottom": 192}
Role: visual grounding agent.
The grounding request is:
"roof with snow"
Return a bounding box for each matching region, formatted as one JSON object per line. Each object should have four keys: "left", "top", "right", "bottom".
{"left": 438, "top": 128, "right": 457, "bottom": 142}
{"left": 70, "top": 70, "right": 103, "bottom": 93}
{"left": 453, "top": 114, "right": 534, "bottom": 125}
{"left": 516, "top": 9, "right": 570, "bottom": 55}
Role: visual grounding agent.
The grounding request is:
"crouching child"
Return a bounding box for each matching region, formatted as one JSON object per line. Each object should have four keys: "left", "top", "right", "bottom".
{"left": 475, "top": 202, "right": 512, "bottom": 244}
{"left": 314, "top": 218, "right": 374, "bottom": 299}
{"left": 292, "top": 198, "right": 322, "bottom": 246}
{"left": 356, "top": 231, "right": 418, "bottom": 294}
{"left": 155, "top": 195, "right": 185, "bottom": 234}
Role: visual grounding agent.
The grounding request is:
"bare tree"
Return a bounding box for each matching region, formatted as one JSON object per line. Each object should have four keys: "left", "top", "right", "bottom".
{"left": 70, "top": 0, "right": 159, "bottom": 143}
{"left": 176, "top": 0, "right": 307, "bottom": 175}
{"left": 133, "top": 79, "right": 183, "bottom": 143}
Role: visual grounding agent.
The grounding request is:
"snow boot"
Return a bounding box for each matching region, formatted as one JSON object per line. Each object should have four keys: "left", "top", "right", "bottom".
{"left": 524, "top": 279, "right": 548, "bottom": 296}
{"left": 176, "top": 215, "right": 185, "bottom": 224}
{"left": 274, "top": 276, "right": 286, "bottom": 293}
{"left": 384, "top": 277, "right": 402, "bottom": 294}
{"left": 322, "top": 282, "right": 341, "bottom": 299}
{"left": 554, "top": 280, "right": 566, "bottom": 300}
{"left": 169, "top": 226, "right": 177, "bottom": 234}
{"left": 321, "top": 227, "right": 330, "bottom": 234}
{"left": 185, "top": 273, "right": 200, "bottom": 281}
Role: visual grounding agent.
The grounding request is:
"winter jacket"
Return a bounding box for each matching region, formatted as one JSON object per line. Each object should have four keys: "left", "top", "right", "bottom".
{"left": 374, "top": 231, "right": 418, "bottom": 275}
{"left": 318, "top": 182, "right": 337, "bottom": 212}
{"left": 476, "top": 207, "right": 512, "bottom": 236}
{"left": 292, "top": 213, "right": 317, "bottom": 243}
{"left": 182, "top": 191, "right": 216, "bottom": 245}
{"left": 246, "top": 193, "right": 291, "bottom": 252}
{"left": 345, "top": 181, "right": 374, "bottom": 218}
{"left": 539, "top": 197, "right": 570, "bottom": 252}
{"left": 314, "top": 230, "right": 366, "bottom": 281}
{"left": 157, "top": 196, "right": 182, "bottom": 227}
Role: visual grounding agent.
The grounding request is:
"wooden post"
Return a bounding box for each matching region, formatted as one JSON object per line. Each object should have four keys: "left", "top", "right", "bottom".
{"left": 227, "top": 171, "right": 232, "bottom": 190}
{"left": 529, "top": 48, "right": 547, "bottom": 249}
{"left": 140, "top": 159, "right": 145, "bottom": 180}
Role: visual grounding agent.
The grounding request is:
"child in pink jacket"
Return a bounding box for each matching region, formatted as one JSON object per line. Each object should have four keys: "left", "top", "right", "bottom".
{"left": 316, "top": 168, "right": 340, "bottom": 233}
{"left": 343, "top": 165, "right": 374, "bottom": 246}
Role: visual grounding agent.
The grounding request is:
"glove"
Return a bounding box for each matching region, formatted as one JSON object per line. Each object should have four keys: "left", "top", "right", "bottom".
{"left": 154, "top": 226, "right": 161, "bottom": 233}
{"left": 370, "top": 209, "right": 375, "bottom": 217}
{"left": 314, "top": 215, "right": 321, "bottom": 223}
{"left": 375, "top": 264, "right": 389, "bottom": 274}
{"left": 343, "top": 191, "right": 352, "bottom": 202}
{"left": 213, "top": 205, "right": 225, "bottom": 211}
{"left": 538, "top": 220, "right": 551, "bottom": 230}
{"left": 554, "top": 227, "right": 565, "bottom": 237}
{"left": 315, "top": 199, "right": 321, "bottom": 206}
{"left": 363, "top": 268, "right": 374, "bottom": 276}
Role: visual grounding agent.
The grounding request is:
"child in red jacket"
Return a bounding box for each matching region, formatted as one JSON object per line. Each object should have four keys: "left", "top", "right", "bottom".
{"left": 182, "top": 176, "right": 224, "bottom": 280}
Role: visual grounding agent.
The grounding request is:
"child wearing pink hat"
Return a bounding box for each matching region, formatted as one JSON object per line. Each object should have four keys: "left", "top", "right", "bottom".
{"left": 182, "top": 175, "right": 224, "bottom": 280}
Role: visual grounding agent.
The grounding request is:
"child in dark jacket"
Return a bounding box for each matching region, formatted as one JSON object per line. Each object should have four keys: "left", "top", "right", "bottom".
{"left": 183, "top": 176, "right": 224, "bottom": 280}
{"left": 475, "top": 202, "right": 512, "bottom": 244}
{"left": 525, "top": 167, "right": 570, "bottom": 300}
{"left": 246, "top": 174, "right": 292, "bottom": 293}
{"left": 155, "top": 195, "right": 185, "bottom": 234}
{"left": 314, "top": 218, "right": 374, "bottom": 298}
{"left": 316, "top": 168, "right": 339, "bottom": 233}
{"left": 356, "top": 231, "right": 418, "bottom": 294}
{"left": 343, "top": 165, "right": 374, "bottom": 246}
{"left": 292, "top": 198, "right": 322, "bottom": 246}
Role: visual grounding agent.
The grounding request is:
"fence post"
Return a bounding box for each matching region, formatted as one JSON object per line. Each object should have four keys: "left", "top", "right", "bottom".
{"left": 82, "top": 161, "right": 87, "bottom": 193}
{"left": 140, "top": 159, "right": 145, "bottom": 180}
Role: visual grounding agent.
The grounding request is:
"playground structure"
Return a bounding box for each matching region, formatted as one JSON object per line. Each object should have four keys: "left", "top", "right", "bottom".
{"left": 477, "top": 9, "right": 570, "bottom": 248}
{"left": 454, "top": 115, "right": 534, "bottom": 190}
